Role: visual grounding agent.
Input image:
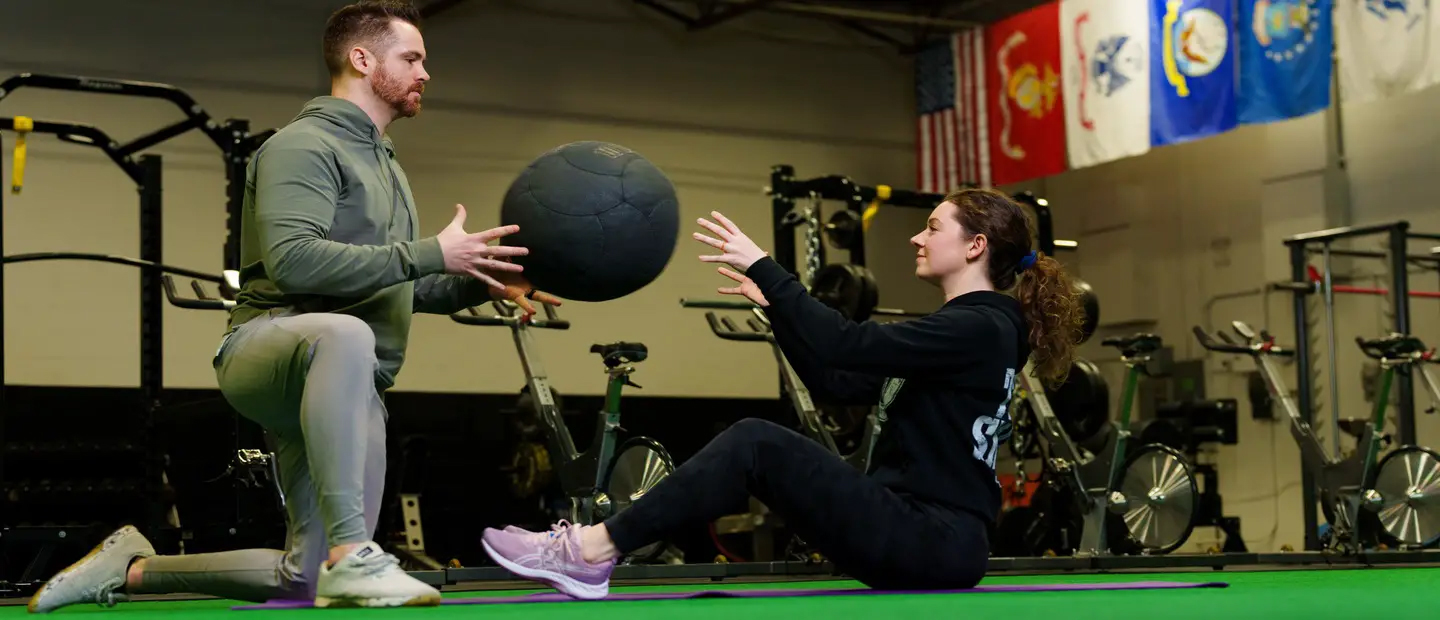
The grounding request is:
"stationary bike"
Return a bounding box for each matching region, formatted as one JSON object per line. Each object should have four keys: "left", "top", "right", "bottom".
{"left": 680, "top": 298, "right": 878, "bottom": 471}
{"left": 451, "top": 299, "right": 678, "bottom": 562}
{"left": 1193, "top": 322, "right": 1440, "bottom": 551}
{"left": 1002, "top": 333, "right": 1200, "bottom": 557}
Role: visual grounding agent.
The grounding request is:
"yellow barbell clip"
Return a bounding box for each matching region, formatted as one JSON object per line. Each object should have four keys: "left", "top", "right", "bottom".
{"left": 11, "top": 116, "right": 33, "bottom": 194}
{"left": 862, "top": 184, "right": 890, "bottom": 232}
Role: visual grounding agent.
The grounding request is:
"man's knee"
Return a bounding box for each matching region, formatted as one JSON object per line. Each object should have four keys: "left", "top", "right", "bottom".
{"left": 295, "top": 314, "right": 377, "bottom": 363}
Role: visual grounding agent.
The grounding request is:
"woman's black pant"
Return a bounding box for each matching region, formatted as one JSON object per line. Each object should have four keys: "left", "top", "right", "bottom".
{"left": 603, "top": 418, "right": 989, "bottom": 589}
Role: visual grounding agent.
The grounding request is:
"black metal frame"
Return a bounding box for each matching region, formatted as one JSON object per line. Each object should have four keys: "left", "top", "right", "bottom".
{"left": 766, "top": 164, "right": 1065, "bottom": 278}
{"left": 1282, "top": 220, "right": 1440, "bottom": 551}
{"left": 1, "top": 74, "right": 270, "bottom": 561}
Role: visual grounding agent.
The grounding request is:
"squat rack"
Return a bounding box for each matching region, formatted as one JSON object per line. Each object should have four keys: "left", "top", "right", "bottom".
{"left": 765, "top": 164, "right": 1069, "bottom": 279}
{"left": 1280, "top": 220, "right": 1440, "bottom": 551}
{"left": 0, "top": 73, "right": 272, "bottom": 562}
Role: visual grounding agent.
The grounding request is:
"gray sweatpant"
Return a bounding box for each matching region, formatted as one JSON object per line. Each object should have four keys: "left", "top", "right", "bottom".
{"left": 135, "top": 308, "right": 388, "bottom": 602}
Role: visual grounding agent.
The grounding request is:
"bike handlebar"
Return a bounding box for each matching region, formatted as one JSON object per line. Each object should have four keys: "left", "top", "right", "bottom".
{"left": 1191, "top": 325, "right": 1295, "bottom": 357}
{"left": 683, "top": 298, "right": 769, "bottom": 342}
{"left": 449, "top": 300, "right": 569, "bottom": 329}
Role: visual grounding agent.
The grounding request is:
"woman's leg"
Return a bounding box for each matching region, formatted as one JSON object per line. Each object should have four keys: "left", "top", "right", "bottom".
{"left": 482, "top": 418, "right": 988, "bottom": 598}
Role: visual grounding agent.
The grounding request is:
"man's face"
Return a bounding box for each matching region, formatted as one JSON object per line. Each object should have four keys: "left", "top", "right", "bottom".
{"left": 369, "top": 20, "right": 429, "bottom": 118}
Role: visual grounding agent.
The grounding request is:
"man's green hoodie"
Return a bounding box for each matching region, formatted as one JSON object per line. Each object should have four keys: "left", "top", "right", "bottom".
{"left": 231, "top": 96, "right": 491, "bottom": 389}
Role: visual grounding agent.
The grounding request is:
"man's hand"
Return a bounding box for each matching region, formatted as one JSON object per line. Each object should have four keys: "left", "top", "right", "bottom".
{"left": 715, "top": 267, "right": 769, "bottom": 307}
{"left": 437, "top": 204, "right": 529, "bottom": 291}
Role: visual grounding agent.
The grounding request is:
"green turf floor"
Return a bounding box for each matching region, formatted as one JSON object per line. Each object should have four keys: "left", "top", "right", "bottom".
{"left": 5, "top": 567, "right": 1437, "bottom": 619}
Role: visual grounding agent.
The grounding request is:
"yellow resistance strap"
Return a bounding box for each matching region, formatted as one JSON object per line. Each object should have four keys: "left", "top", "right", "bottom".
{"left": 862, "top": 184, "right": 890, "bottom": 232}
{"left": 11, "top": 116, "right": 33, "bottom": 194}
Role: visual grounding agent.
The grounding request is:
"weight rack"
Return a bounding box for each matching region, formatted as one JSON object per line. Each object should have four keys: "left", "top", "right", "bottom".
{"left": 0, "top": 73, "right": 276, "bottom": 591}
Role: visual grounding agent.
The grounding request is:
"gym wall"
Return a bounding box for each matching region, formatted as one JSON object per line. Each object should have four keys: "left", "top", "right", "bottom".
{"left": 1001, "top": 80, "right": 1440, "bottom": 552}
{"left": 0, "top": 0, "right": 936, "bottom": 399}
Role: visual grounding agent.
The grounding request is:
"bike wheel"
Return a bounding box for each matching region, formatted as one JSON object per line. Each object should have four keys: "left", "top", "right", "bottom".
{"left": 1108, "top": 444, "right": 1198, "bottom": 554}
{"left": 1370, "top": 445, "right": 1440, "bottom": 548}
{"left": 604, "top": 437, "right": 676, "bottom": 562}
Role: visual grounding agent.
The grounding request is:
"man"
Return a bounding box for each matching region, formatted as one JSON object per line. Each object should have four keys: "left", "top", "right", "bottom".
{"left": 27, "top": 1, "right": 557, "bottom": 612}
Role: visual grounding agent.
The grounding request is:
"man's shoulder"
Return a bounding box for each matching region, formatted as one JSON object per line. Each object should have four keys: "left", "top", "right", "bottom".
{"left": 259, "top": 120, "right": 340, "bottom": 155}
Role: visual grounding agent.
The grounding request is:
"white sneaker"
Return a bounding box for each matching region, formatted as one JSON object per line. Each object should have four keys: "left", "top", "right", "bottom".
{"left": 27, "top": 525, "right": 155, "bottom": 614}
{"left": 314, "top": 542, "right": 442, "bottom": 608}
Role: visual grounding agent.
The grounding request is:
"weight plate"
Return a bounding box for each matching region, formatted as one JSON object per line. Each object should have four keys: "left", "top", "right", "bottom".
{"left": 1074, "top": 278, "right": 1100, "bottom": 344}
{"left": 507, "top": 441, "right": 553, "bottom": 498}
{"left": 824, "top": 209, "right": 863, "bottom": 251}
{"left": 811, "top": 263, "right": 879, "bottom": 321}
{"left": 1046, "top": 358, "right": 1110, "bottom": 445}
{"left": 1370, "top": 445, "right": 1440, "bottom": 547}
{"left": 1111, "top": 443, "right": 1198, "bottom": 554}
{"left": 605, "top": 437, "right": 677, "bottom": 561}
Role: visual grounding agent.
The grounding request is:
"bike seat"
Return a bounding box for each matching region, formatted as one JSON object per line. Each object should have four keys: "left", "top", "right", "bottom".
{"left": 1101, "top": 333, "right": 1163, "bottom": 355}
{"left": 1357, "top": 333, "right": 1428, "bottom": 360}
{"left": 591, "top": 342, "right": 648, "bottom": 366}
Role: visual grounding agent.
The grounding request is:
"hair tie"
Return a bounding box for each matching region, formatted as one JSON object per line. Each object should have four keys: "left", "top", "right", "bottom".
{"left": 1015, "top": 250, "right": 1037, "bottom": 274}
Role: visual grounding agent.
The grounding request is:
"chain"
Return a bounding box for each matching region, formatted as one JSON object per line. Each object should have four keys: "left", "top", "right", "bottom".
{"left": 804, "top": 191, "right": 822, "bottom": 288}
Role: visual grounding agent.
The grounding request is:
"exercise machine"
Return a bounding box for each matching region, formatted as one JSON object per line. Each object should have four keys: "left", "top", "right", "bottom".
{"left": 1193, "top": 322, "right": 1440, "bottom": 551}
{"left": 680, "top": 298, "right": 877, "bottom": 471}
{"left": 450, "top": 300, "right": 678, "bottom": 563}
{"left": 999, "top": 333, "right": 1200, "bottom": 557}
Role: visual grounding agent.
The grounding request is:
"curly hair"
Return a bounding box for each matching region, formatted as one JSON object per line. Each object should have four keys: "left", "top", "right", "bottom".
{"left": 943, "top": 188, "right": 1086, "bottom": 389}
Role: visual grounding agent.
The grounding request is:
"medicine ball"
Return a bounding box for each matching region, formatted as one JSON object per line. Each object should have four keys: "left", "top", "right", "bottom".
{"left": 499, "top": 141, "right": 680, "bottom": 302}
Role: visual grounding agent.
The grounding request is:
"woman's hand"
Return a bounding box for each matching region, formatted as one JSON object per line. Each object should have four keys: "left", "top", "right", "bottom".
{"left": 715, "top": 267, "right": 769, "bottom": 307}
{"left": 694, "top": 211, "right": 768, "bottom": 272}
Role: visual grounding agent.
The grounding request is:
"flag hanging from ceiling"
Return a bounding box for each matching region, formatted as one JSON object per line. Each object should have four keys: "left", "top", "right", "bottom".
{"left": 915, "top": 29, "right": 990, "bottom": 192}
{"left": 1150, "top": 0, "right": 1238, "bottom": 146}
{"left": 1060, "top": 0, "right": 1152, "bottom": 169}
{"left": 1239, "top": 0, "right": 1333, "bottom": 124}
{"left": 986, "top": 1, "right": 1068, "bottom": 186}
{"left": 1335, "top": 0, "right": 1439, "bottom": 104}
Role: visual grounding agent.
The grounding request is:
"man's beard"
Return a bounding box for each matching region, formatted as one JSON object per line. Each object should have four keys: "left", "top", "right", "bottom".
{"left": 373, "top": 64, "right": 422, "bottom": 118}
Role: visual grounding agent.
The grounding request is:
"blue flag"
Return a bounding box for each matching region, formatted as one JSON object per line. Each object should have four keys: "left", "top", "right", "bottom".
{"left": 1239, "top": 0, "right": 1333, "bottom": 124}
{"left": 1150, "top": 0, "right": 1238, "bottom": 146}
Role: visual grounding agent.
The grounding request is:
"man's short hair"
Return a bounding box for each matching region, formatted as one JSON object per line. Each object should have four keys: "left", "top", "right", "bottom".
{"left": 323, "top": 1, "right": 423, "bottom": 77}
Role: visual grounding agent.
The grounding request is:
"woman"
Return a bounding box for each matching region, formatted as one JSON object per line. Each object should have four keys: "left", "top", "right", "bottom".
{"left": 481, "top": 188, "right": 1085, "bottom": 599}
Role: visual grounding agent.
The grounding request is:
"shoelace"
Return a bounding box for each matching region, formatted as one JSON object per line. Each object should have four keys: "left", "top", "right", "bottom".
{"left": 539, "top": 521, "right": 579, "bottom": 571}
{"left": 359, "top": 552, "right": 403, "bottom": 578}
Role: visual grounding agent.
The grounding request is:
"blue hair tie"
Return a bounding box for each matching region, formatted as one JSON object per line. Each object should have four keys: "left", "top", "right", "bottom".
{"left": 1015, "top": 250, "right": 1037, "bottom": 274}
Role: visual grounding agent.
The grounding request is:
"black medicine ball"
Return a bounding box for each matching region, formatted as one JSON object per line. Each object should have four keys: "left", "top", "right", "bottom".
{"left": 499, "top": 141, "right": 680, "bottom": 302}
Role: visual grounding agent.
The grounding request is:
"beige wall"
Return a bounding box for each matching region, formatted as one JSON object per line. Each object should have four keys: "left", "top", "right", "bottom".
{"left": 0, "top": 0, "right": 936, "bottom": 399}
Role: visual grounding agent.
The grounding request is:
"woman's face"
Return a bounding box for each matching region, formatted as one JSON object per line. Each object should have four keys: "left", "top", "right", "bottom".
{"left": 910, "top": 201, "right": 982, "bottom": 284}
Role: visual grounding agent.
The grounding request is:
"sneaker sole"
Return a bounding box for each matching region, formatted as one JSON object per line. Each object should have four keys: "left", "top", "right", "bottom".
{"left": 27, "top": 526, "right": 144, "bottom": 614}
{"left": 481, "top": 539, "right": 609, "bottom": 600}
{"left": 314, "top": 592, "right": 443, "bottom": 608}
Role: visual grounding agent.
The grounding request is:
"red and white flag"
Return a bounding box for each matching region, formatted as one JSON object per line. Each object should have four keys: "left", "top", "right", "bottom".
{"left": 986, "top": 2, "right": 1068, "bottom": 186}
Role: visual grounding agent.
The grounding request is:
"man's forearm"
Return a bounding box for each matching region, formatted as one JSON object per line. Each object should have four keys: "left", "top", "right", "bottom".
{"left": 413, "top": 274, "right": 492, "bottom": 314}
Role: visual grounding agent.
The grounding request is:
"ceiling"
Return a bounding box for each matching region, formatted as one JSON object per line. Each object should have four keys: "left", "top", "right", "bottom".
{"left": 420, "top": 0, "right": 1055, "bottom": 54}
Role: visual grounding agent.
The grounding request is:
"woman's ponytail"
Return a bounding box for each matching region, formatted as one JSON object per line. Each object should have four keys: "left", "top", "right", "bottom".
{"left": 1014, "top": 253, "right": 1085, "bottom": 389}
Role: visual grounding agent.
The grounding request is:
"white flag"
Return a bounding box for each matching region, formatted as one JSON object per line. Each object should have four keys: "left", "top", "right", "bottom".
{"left": 1336, "top": 0, "right": 1439, "bottom": 104}
{"left": 1060, "top": 0, "right": 1152, "bottom": 169}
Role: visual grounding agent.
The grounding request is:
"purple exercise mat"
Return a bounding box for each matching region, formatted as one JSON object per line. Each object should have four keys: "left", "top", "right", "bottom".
{"left": 232, "top": 580, "right": 1227, "bottom": 610}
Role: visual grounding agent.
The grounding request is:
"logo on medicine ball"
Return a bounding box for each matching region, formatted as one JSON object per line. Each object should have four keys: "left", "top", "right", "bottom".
{"left": 594, "top": 144, "right": 632, "bottom": 159}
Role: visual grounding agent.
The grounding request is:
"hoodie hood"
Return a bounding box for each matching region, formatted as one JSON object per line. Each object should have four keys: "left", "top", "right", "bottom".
{"left": 292, "top": 96, "right": 395, "bottom": 155}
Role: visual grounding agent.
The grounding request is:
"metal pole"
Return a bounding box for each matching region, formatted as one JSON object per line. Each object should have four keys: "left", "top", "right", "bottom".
{"left": 0, "top": 132, "right": 6, "bottom": 504}
{"left": 1321, "top": 243, "right": 1340, "bottom": 458}
{"left": 770, "top": 165, "right": 797, "bottom": 276}
{"left": 138, "top": 155, "right": 166, "bottom": 544}
{"left": 1391, "top": 224, "right": 1416, "bottom": 446}
{"left": 1291, "top": 242, "right": 1320, "bottom": 551}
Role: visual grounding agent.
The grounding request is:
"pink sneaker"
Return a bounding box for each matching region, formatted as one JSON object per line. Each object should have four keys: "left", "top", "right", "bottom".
{"left": 481, "top": 521, "right": 614, "bottom": 600}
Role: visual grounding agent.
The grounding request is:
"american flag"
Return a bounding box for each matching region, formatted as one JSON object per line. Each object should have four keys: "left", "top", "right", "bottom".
{"left": 916, "top": 30, "right": 990, "bottom": 192}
